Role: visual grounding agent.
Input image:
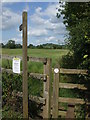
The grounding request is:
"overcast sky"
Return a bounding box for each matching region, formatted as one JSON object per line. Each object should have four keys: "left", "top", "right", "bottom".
{"left": 1, "top": 2, "right": 68, "bottom": 45}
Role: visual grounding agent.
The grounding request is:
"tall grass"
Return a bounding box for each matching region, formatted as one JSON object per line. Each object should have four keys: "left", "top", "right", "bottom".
{"left": 2, "top": 48, "right": 69, "bottom": 67}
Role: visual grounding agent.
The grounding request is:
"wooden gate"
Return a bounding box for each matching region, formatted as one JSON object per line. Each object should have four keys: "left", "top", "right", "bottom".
{"left": 52, "top": 66, "right": 88, "bottom": 118}
{"left": 2, "top": 55, "right": 52, "bottom": 119}
{"left": 28, "top": 57, "right": 52, "bottom": 118}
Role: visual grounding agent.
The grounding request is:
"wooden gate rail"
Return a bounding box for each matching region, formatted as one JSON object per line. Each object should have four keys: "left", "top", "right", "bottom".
{"left": 29, "top": 73, "right": 47, "bottom": 81}
{"left": 58, "top": 97, "right": 85, "bottom": 104}
{"left": 52, "top": 66, "right": 88, "bottom": 119}
{"left": 1, "top": 68, "right": 47, "bottom": 81}
{"left": 51, "top": 109, "right": 67, "bottom": 117}
{"left": 60, "top": 68, "right": 88, "bottom": 75}
{"left": 59, "top": 83, "right": 87, "bottom": 90}
{"left": 52, "top": 68, "right": 88, "bottom": 75}
{"left": 28, "top": 57, "right": 47, "bottom": 64}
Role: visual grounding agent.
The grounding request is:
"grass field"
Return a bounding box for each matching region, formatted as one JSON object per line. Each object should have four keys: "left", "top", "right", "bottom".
{"left": 2, "top": 48, "right": 69, "bottom": 68}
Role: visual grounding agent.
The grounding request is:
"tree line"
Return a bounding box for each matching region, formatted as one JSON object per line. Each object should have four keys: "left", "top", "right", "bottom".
{"left": 0, "top": 40, "right": 67, "bottom": 49}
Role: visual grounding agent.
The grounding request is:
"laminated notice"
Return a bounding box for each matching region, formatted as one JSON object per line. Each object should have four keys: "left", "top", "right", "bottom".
{"left": 13, "top": 58, "right": 20, "bottom": 74}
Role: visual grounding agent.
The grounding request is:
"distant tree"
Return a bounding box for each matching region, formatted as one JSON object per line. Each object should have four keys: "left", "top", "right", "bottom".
{"left": 37, "top": 45, "right": 43, "bottom": 49}
{"left": 15, "top": 44, "right": 22, "bottom": 48}
{"left": 36, "top": 43, "right": 66, "bottom": 49}
{"left": 53, "top": 44, "right": 57, "bottom": 49}
{"left": 6, "top": 40, "right": 15, "bottom": 49}
{"left": 0, "top": 43, "right": 4, "bottom": 48}
{"left": 28, "top": 44, "right": 35, "bottom": 49}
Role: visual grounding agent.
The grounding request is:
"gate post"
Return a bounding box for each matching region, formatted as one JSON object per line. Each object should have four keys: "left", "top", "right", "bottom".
{"left": 22, "top": 11, "right": 28, "bottom": 119}
{"left": 52, "top": 65, "right": 60, "bottom": 118}
{"left": 43, "top": 58, "right": 52, "bottom": 118}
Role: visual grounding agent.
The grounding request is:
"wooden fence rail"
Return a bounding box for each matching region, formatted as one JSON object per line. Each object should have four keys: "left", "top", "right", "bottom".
{"left": 1, "top": 68, "right": 47, "bottom": 81}
{"left": 2, "top": 55, "right": 22, "bottom": 60}
{"left": 2, "top": 55, "right": 47, "bottom": 63}
{"left": 59, "top": 83, "right": 87, "bottom": 90}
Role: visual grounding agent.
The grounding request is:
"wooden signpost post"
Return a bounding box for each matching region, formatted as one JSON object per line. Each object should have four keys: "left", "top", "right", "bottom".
{"left": 19, "top": 11, "right": 28, "bottom": 119}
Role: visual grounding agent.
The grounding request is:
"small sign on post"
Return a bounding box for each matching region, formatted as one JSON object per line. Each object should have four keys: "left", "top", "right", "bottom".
{"left": 54, "top": 68, "right": 59, "bottom": 74}
{"left": 13, "top": 57, "right": 20, "bottom": 74}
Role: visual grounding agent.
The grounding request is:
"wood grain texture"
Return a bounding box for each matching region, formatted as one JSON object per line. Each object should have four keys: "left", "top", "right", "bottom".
{"left": 29, "top": 73, "right": 47, "bottom": 81}
{"left": 29, "top": 57, "right": 47, "bottom": 64}
{"left": 51, "top": 110, "right": 66, "bottom": 116}
{"left": 43, "top": 58, "right": 52, "bottom": 118}
{"left": 52, "top": 65, "right": 59, "bottom": 118}
{"left": 60, "top": 68, "right": 88, "bottom": 75}
{"left": 59, "top": 83, "right": 87, "bottom": 90}
{"left": 2, "top": 55, "right": 47, "bottom": 63}
{"left": 22, "top": 11, "right": 28, "bottom": 119}
{"left": 59, "top": 97, "right": 85, "bottom": 104}
{"left": 66, "top": 104, "right": 75, "bottom": 118}
{"left": 2, "top": 55, "right": 22, "bottom": 60}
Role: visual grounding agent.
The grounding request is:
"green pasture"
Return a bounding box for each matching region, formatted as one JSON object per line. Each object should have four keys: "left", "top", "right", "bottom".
{"left": 2, "top": 48, "right": 69, "bottom": 69}
{"left": 2, "top": 48, "right": 68, "bottom": 64}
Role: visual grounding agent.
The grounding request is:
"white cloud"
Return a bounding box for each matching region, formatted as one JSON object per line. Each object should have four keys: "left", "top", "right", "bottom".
{"left": 35, "top": 36, "right": 58, "bottom": 45}
{"left": 18, "top": 32, "right": 22, "bottom": 38}
{"left": 30, "top": 14, "right": 45, "bottom": 25}
{"left": 2, "top": 36, "right": 22, "bottom": 44}
{"left": 28, "top": 27, "right": 48, "bottom": 36}
{"left": 32, "top": 3, "right": 59, "bottom": 17}
{"left": 11, "top": 37, "right": 21, "bottom": 43}
{"left": 30, "top": 3, "right": 66, "bottom": 29}
{"left": 29, "top": 3, "right": 66, "bottom": 44}
{"left": 2, "top": 2, "right": 67, "bottom": 45}
{"left": 2, "top": 7, "right": 21, "bottom": 30}
{"left": 45, "top": 36, "right": 55, "bottom": 42}
{"left": 35, "top": 7, "right": 42, "bottom": 15}
{"left": 43, "top": 3, "right": 59, "bottom": 17}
